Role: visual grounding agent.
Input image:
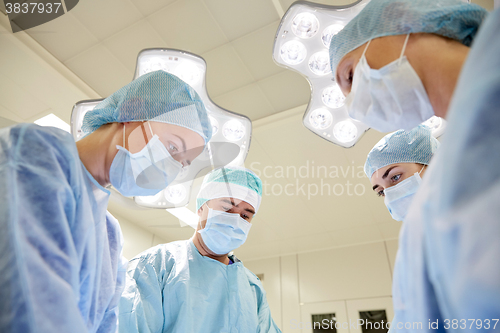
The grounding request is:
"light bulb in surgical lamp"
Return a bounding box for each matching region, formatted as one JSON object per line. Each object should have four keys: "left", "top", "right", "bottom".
{"left": 322, "top": 84, "right": 345, "bottom": 109}
{"left": 222, "top": 119, "right": 246, "bottom": 142}
{"left": 333, "top": 121, "right": 357, "bottom": 143}
{"left": 164, "top": 184, "right": 187, "bottom": 204}
{"left": 423, "top": 116, "right": 442, "bottom": 132}
{"left": 291, "top": 12, "right": 319, "bottom": 39}
{"left": 141, "top": 58, "right": 169, "bottom": 76}
{"left": 280, "top": 40, "right": 307, "bottom": 65}
{"left": 309, "top": 108, "right": 333, "bottom": 130}
{"left": 137, "top": 191, "right": 164, "bottom": 205}
{"left": 173, "top": 63, "right": 203, "bottom": 86}
{"left": 308, "top": 51, "right": 331, "bottom": 76}
{"left": 322, "top": 24, "right": 344, "bottom": 48}
{"left": 209, "top": 115, "right": 219, "bottom": 135}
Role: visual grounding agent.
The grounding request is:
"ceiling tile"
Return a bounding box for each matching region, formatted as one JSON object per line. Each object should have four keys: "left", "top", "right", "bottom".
{"left": 103, "top": 20, "right": 167, "bottom": 72}
{"left": 65, "top": 44, "right": 134, "bottom": 97}
{"left": 203, "top": 0, "right": 279, "bottom": 41}
{"left": 25, "top": 13, "right": 99, "bottom": 62}
{"left": 71, "top": 0, "right": 143, "bottom": 41}
{"left": 212, "top": 83, "right": 275, "bottom": 121}
{"left": 257, "top": 70, "right": 310, "bottom": 112}
{"left": 202, "top": 44, "right": 254, "bottom": 97}
{"left": 232, "top": 21, "right": 284, "bottom": 82}
{"left": 0, "top": 77, "right": 50, "bottom": 120}
{"left": 129, "top": 0, "right": 177, "bottom": 17}
{"left": 147, "top": 0, "right": 228, "bottom": 55}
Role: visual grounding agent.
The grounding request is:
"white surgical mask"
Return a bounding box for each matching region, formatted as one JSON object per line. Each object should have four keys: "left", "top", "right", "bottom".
{"left": 110, "top": 122, "right": 183, "bottom": 197}
{"left": 383, "top": 165, "right": 425, "bottom": 221}
{"left": 345, "top": 34, "right": 434, "bottom": 132}
{"left": 198, "top": 207, "right": 252, "bottom": 255}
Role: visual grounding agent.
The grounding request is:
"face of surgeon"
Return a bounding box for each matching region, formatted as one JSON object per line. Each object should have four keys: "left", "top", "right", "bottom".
{"left": 335, "top": 33, "right": 469, "bottom": 118}
{"left": 370, "top": 163, "right": 427, "bottom": 198}
{"left": 76, "top": 121, "right": 205, "bottom": 187}
{"left": 193, "top": 197, "right": 255, "bottom": 258}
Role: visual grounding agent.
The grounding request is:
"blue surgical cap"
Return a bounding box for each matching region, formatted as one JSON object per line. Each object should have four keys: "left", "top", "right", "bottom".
{"left": 197, "top": 166, "right": 263, "bottom": 213}
{"left": 82, "top": 70, "right": 212, "bottom": 144}
{"left": 330, "top": 0, "right": 488, "bottom": 75}
{"left": 364, "top": 125, "right": 440, "bottom": 178}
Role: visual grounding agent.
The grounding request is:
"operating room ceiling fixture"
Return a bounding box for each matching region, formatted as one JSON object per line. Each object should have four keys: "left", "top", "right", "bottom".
{"left": 272, "top": 0, "right": 447, "bottom": 148}
{"left": 71, "top": 49, "right": 252, "bottom": 209}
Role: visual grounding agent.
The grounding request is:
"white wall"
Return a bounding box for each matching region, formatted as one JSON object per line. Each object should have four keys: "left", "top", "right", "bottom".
{"left": 114, "top": 214, "right": 168, "bottom": 260}
{"left": 244, "top": 240, "right": 399, "bottom": 333}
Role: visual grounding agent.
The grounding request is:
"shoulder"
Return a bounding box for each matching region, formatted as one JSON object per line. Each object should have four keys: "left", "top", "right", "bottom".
{"left": 128, "top": 240, "right": 190, "bottom": 269}
{"left": 0, "top": 123, "right": 78, "bottom": 166}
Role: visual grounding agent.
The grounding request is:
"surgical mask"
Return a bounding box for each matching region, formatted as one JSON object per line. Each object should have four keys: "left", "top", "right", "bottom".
{"left": 109, "top": 122, "right": 183, "bottom": 197}
{"left": 198, "top": 207, "right": 252, "bottom": 255}
{"left": 383, "top": 166, "right": 425, "bottom": 221}
{"left": 345, "top": 34, "right": 434, "bottom": 132}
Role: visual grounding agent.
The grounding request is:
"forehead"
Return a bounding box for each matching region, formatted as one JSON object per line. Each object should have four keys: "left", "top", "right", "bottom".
{"left": 212, "top": 197, "right": 254, "bottom": 210}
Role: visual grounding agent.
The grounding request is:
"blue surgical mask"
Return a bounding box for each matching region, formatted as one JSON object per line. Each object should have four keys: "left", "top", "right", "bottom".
{"left": 198, "top": 207, "right": 252, "bottom": 255}
{"left": 109, "top": 122, "right": 183, "bottom": 197}
{"left": 383, "top": 167, "right": 424, "bottom": 221}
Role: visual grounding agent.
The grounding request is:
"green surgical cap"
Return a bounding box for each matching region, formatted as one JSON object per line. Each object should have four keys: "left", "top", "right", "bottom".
{"left": 81, "top": 70, "right": 212, "bottom": 144}
{"left": 365, "top": 125, "right": 440, "bottom": 178}
{"left": 196, "top": 166, "right": 263, "bottom": 213}
{"left": 330, "top": 0, "right": 488, "bottom": 76}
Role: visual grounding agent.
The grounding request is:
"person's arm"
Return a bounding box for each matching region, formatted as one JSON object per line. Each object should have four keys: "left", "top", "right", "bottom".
{"left": 0, "top": 125, "right": 87, "bottom": 332}
{"left": 96, "top": 213, "right": 128, "bottom": 333}
{"left": 249, "top": 274, "right": 282, "bottom": 333}
{"left": 119, "top": 256, "right": 165, "bottom": 333}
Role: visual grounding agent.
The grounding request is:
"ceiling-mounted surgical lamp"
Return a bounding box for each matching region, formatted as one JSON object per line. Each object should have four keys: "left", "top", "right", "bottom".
{"left": 272, "top": 0, "right": 447, "bottom": 148}
{"left": 70, "top": 48, "right": 252, "bottom": 209}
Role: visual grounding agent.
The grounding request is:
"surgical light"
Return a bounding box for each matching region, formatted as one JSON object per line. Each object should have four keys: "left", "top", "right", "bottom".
{"left": 291, "top": 12, "right": 319, "bottom": 38}
{"left": 273, "top": 0, "right": 447, "bottom": 147}
{"left": 321, "top": 24, "right": 343, "bottom": 47}
{"left": 70, "top": 48, "right": 252, "bottom": 210}
{"left": 423, "top": 116, "right": 447, "bottom": 138}
{"left": 309, "top": 108, "right": 333, "bottom": 130}
{"left": 164, "top": 184, "right": 187, "bottom": 204}
{"left": 222, "top": 119, "right": 246, "bottom": 142}
{"left": 308, "top": 51, "right": 331, "bottom": 76}
{"left": 280, "top": 40, "right": 307, "bottom": 65}
{"left": 333, "top": 121, "right": 358, "bottom": 143}
{"left": 322, "top": 85, "right": 345, "bottom": 109}
{"left": 208, "top": 115, "right": 219, "bottom": 135}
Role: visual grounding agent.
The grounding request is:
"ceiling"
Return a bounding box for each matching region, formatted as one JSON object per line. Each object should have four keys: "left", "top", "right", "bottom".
{"left": 0, "top": 0, "right": 495, "bottom": 260}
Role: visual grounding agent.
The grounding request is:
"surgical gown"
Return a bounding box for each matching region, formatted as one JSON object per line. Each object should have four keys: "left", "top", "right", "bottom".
{"left": 0, "top": 124, "right": 127, "bottom": 332}
{"left": 390, "top": 8, "right": 500, "bottom": 332}
{"left": 119, "top": 240, "right": 282, "bottom": 333}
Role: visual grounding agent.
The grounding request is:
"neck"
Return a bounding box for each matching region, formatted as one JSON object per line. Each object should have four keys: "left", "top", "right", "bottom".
{"left": 410, "top": 34, "right": 469, "bottom": 118}
{"left": 192, "top": 229, "right": 230, "bottom": 265}
{"left": 76, "top": 123, "right": 122, "bottom": 187}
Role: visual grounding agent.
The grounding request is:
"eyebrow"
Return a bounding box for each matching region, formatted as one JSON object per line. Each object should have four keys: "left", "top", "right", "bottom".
{"left": 372, "top": 166, "right": 398, "bottom": 191}
{"left": 221, "top": 198, "right": 255, "bottom": 215}
{"left": 173, "top": 134, "right": 187, "bottom": 154}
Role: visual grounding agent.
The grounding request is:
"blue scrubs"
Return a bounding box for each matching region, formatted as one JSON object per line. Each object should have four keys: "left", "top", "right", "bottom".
{"left": 119, "top": 240, "right": 282, "bottom": 333}
{"left": 391, "top": 8, "right": 500, "bottom": 332}
{"left": 0, "top": 124, "right": 127, "bottom": 333}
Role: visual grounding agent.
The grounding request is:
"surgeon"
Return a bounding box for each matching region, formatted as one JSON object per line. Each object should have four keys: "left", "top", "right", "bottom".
{"left": 0, "top": 70, "right": 212, "bottom": 332}
{"left": 119, "top": 166, "right": 282, "bottom": 333}
{"left": 331, "top": 0, "right": 500, "bottom": 331}
{"left": 365, "top": 125, "right": 440, "bottom": 330}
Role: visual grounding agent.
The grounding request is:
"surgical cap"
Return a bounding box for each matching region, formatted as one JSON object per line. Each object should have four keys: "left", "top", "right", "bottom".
{"left": 197, "top": 166, "right": 263, "bottom": 213}
{"left": 330, "top": 0, "right": 488, "bottom": 75}
{"left": 364, "top": 125, "right": 439, "bottom": 178}
{"left": 81, "top": 70, "right": 212, "bottom": 143}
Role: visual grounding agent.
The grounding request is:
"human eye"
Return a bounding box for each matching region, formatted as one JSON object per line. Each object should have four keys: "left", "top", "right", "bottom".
{"left": 391, "top": 174, "right": 402, "bottom": 183}
{"left": 241, "top": 214, "right": 250, "bottom": 220}
{"left": 168, "top": 142, "right": 179, "bottom": 153}
{"left": 377, "top": 189, "right": 385, "bottom": 197}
